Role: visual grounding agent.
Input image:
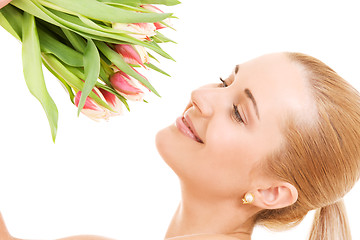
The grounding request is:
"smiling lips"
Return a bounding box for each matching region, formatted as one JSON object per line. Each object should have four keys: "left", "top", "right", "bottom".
{"left": 175, "top": 115, "right": 204, "bottom": 144}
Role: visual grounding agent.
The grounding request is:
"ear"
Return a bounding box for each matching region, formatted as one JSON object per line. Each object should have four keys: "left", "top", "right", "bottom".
{"left": 253, "top": 182, "right": 298, "bottom": 209}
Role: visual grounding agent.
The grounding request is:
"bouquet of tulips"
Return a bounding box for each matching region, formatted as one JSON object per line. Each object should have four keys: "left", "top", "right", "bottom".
{"left": 0, "top": 0, "right": 179, "bottom": 142}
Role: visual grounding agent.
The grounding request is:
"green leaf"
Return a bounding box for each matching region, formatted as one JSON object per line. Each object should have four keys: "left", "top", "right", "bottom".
{"left": 40, "top": 0, "right": 172, "bottom": 23}
{"left": 11, "top": 0, "right": 60, "bottom": 25}
{"left": 144, "top": 62, "right": 170, "bottom": 77}
{"left": 41, "top": 53, "right": 112, "bottom": 111}
{"left": 99, "top": 64, "right": 111, "bottom": 86}
{"left": 14, "top": 0, "right": 174, "bottom": 60}
{"left": 37, "top": 27, "right": 84, "bottom": 67}
{"left": 0, "top": 12, "right": 21, "bottom": 40}
{"left": 61, "top": 28, "right": 86, "bottom": 53}
{"left": 0, "top": 4, "right": 23, "bottom": 40}
{"left": 42, "top": 56, "right": 75, "bottom": 104}
{"left": 77, "top": 38, "right": 101, "bottom": 116}
{"left": 102, "top": 3, "right": 148, "bottom": 12}
{"left": 138, "top": 0, "right": 181, "bottom": 5}
{"left": 47, "top": 9, "right": 174, "bottom": 60}
{"left": 147, "top": 52, "right": 160, "bottom": 63}
{"left": 95, "top": 41, "right": 160, "bottom": 97}
{"left": 154, "top": 31, "right": 177, "bottom": 43}
{"left": 36, "top": 18, "right": 68, "bottom": 41}
{"left": 77, "top": 14, "right": 138, "bottom": 36}
{"left": 22, "top": 12, "right": 58, "bottom": 142}
{"left": 98, "top": 0, "right": 181, "bottom": 6}
{"left": 65, "top": 66, "right": 85, "bottom": 80}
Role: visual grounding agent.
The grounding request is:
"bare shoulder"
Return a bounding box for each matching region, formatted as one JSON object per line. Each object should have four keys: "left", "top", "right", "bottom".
{"left": 1, "top": 213, "right": 114, "bottom": 240}
{"left": 57, "top": 236, "right": 115, "bottom": 240}
{"left": 0, "top": 213, "right": 12, "bottom": 240}
{"left": 167, "top": 234, "right": 241, "bottom": 240}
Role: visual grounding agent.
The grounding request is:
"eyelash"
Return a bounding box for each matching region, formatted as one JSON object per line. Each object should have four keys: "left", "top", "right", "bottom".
{"left": 233, "top": 104, "right": 244, "bottom": 123}
{"left": 219, "top": 78, "right": 244, "bottom": 124}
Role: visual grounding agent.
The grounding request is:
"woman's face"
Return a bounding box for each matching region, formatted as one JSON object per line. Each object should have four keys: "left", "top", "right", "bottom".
{"left": 156, "top": 52, "right": 313, "bottom": 199}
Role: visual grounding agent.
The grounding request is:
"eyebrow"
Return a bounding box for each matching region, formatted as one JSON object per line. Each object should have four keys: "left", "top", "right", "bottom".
{"left": 244, "top": 88, "right": 260, "bottom": 120}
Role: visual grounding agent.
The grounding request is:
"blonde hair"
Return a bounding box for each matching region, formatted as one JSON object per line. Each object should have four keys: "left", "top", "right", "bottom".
{"left": 254, "top": 52, "right": 360, "bottom": 240}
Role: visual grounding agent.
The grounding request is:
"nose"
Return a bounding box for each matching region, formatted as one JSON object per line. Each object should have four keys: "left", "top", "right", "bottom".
{"left": 190, "top": 85, "right": 218, "bottom": 118}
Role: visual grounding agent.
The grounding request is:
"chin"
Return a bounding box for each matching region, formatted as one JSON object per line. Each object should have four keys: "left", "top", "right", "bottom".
{"left": 155, "top": 123, "right": 190, "bottom": 178}
{"left": 155, "top": 124, "right": 177, "bottom": 168}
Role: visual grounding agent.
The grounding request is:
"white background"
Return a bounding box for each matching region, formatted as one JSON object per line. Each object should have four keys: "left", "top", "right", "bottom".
{"left": 1, "top": 1, "right": 360, "bottom": 239}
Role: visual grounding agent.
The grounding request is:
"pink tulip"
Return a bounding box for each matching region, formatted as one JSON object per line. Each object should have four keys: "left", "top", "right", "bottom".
{"left": 110, "top": 71, "right": 144, "bottom": 101}
{"left": 0, "top": 0, "right": 12, "bottom": 9}
{"left": 141, "top": 5, "right": 169, "bottom": 30}
{"left": 112, "top": 22, "right": 156, "bottom": 40}
{"left": 98, "top": 88, "right": 123, "bottom": 116}
{"left": 114, "top": 44, "right": 149, "bottom": 68}
{"left": 131, "top": 66, "right": 151, "bottom": 92}
{"left": 74, "top": 90, "right": 111, "bottom": 121}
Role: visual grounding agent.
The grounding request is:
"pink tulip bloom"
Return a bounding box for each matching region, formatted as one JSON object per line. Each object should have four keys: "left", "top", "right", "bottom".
{"left": 114, "top": 44, "right": 149, "bottom": 68}
{"left": 98, "top": 88, "right": 123, "bottom": 116}
{"left": 131, "top": 66, "right": 151, "bottom": 92}
{"left": 74, "top": 90, "right": 110, "bottom": 121}
{"left": 0, "top": 0, "right": 12, "bottom": 9}
{"left": 112, "top": 22, "right": 156, "bottom": 40}
{"left": 141, "top": 5, "right": 170, "bottom": 30}
{"left": 110, "top": 71, "right": 144, "bottom": 101}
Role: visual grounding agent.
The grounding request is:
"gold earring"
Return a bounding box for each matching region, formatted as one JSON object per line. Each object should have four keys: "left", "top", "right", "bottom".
{"left": 242, "top": 193, "right": 255, "bottom": 204}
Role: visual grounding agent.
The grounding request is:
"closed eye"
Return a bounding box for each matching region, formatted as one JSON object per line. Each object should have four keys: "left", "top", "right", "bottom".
{"left": 233, "top": 104, "right": 244, "bottom": 123}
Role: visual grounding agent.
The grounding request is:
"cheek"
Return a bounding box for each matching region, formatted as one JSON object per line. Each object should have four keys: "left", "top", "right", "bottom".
{"left": 189, "top": 130, "right": 257, "bottom": 196}
{"left": 205, "top": 125, "right": 258, "bottom": 164}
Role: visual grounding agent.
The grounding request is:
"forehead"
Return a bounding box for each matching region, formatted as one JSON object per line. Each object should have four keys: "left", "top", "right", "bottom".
{"left": 233, "top": 53, "right": 314, "bottom": 128}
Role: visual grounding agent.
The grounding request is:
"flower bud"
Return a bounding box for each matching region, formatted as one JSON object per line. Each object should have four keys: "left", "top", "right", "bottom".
{"left": 112, "top": 22, "right": 156, "bottom": 40}
{"left": 141, "top": 5, "right": 170, "bottom": 30}
{"left": 110, "top": 71, "right": 145, "bottom": 101}
{"left": 114, "top": 44, "right": 149, "bottom": 68}
{"left": 98, "top": 88, "right": 123, "bottom": 116}
{"left": 74, "top": 90, "right": 111, "bottom": 121}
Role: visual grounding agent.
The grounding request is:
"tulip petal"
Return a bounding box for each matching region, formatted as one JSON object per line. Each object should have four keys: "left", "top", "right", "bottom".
{"left": 134, "top": 45, "right": 150, "bottom": 65}
{"left": 0, "top": 0, "right": 13, "bottom": 10}
{"left": 115, "top": 44, "right": 145, "bottom": 67}
{"left": 99, "top": 89, "right": 123, "bottom": 116}
{"left": 75, "top": 91, "right": 99, "bottom": 111}
{"left": 75, "top": 91, "right": 110, "bottom": 121}
{"left": 96, "top": 41, "right": 160, "bottom": 96}
{"left": 110, "top": 72, "right": 144, "bottom": 95}
{"left": 112, "top": 22, "right": 156, "bottom": 40}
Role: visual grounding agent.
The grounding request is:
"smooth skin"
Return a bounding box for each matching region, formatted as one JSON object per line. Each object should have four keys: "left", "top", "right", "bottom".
{"left": 0, "top": 213, "right": 114, "bottom": 240}
{"left": 0, "top": 53, "right": 314, "bottom": 240}
{"left": 156, "top": 53, "right": 314, "bottom": 239}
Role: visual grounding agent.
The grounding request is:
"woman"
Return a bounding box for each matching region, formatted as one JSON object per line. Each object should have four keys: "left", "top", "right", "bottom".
{"left": 156, "top": 52, "right": 360, "bottom": 239}
{"left": 1, "top": 52, "right": 360, "bottom": 240}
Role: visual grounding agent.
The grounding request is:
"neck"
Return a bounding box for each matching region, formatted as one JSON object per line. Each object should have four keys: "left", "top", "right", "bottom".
{"left": 165, "top": 184, "right": 256, "bottom": 240}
